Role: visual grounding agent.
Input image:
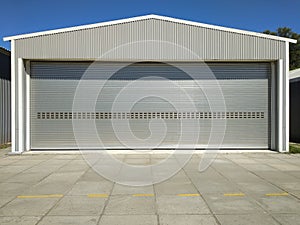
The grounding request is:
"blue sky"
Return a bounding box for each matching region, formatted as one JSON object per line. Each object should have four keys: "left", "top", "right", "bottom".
{"left": 1, "top": 0, "right": 299, "bottom": 50}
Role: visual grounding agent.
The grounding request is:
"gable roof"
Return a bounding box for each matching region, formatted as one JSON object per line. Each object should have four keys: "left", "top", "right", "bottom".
{"left": 3, "top": 14, "right": 297, "bottom": 43}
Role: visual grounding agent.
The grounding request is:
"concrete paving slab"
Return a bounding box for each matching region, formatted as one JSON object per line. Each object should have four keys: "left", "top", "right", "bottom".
{"left": 183, "top": 162, "right": 202, "bottom": 171}
{"left": 286, "top": 171, "right": 300, "bottom": 179}
{"left": 290, "top": 191, "right": 300, "bottom": 199}
{"left": 159, "top": 215, "right": 218, "bottom": 225}
{"left": 37, "top": 216, "right": 98, "bottom": 225}
{"left": 67, "top": 181, "right": 113, "bottom": 196}
{"left": 0, "top": 152, "right": 299, "bottom": 224}
{"left": 216, "top": 214, "right": 280, "bottom": 225}
{"left": 154, "top": 181, "right": 198, "bottom": 195}
{"left": 0, "top": 173, "right": 17, "bottom": 182}
{"left": 252, "top": 158, "right": 285, "bottom": 164}
{"left": 99, "top": 215, "right": 158, "bottom": 225}
{"left": 21, "top": 171, "right": 85, "bottom": 195}
{"left": 56, "top": 163, "right": 90, "bottom": 173}
{"left": 156, "top": 195, "right": 210, "bottom": 214}
{"left": 276, "top": 182, "right": 300, "bottom": 192}
{"left": 53, "top": 155, "right": 79, "bottom": 160}
{"left": 226, "top": 158, "right": 259, "bottom": 164}
{"left": 0, "top": 165, "right": 33, "bottom": 174}
{"left": 104, "top": 195, "right": 156, "bottom": 215}
{"left": 0, "top": 196, "right": 15, "bottom": 208}
{"left": 0, "top": 159, "right": 21, "bottom": 166}
{"left": 239, "top": 164, "right": 278, "bottom": 172}
{"left": 5, "top": 172, "right": 50, "bottom": 184}
{"left": 193, "top": 179, "right": 242, "bottom": 194}
{"left": 0, "top": 198, "right": 59, "bottom": 216}
{"left": 215, "top": 170, "right": 262, "bottom": 183}
{"left": 268, "top": 163, "right": 300, "bottom": 171}
{"left": 245, "top": 153, "right": 277, "bottom": 159}
{"left": 255, "top": 196, "right": 300, "bottom": 213}
{"left": 48, "top": 196, "right": 106, "bottom": 216}
{"left": 253, "top": 171, "right": 297, "bottom": 184}
{"left": 272, "top": 213, "right": 300, "bottom": 225}
{"left": 237, "top": 181, "right": 283, "bottom": 195}
{"left": 0, "top": 216, "right": 41, "bottom": 225}
{"left": 160, "top": 171, "right": 190, "bottom": 182}
{"left": 11, "top": 159, "right": 46, "bottom": 166}
{"left": 25, "top": 165, "right": 63, "bottom": 173}
{"left": 77, "top": 169, "right": 108, "bottom": 182}
{"left": 37, "top": 171, "right": 84, "bottom": 183}
{"left": 152, "top": 173, "right": 191, "bottom": 185}
{"left": 0, "top": 182, "right": 30, "bottom": 196}
{"left": 112, "top": 184, "right": 154, "bottom": 195}
{"left": 186, "top": 167, "right": 226, "bottom": 179}
{"left": 270, "top": 153, "right": 298, "bottom": 159}
{"left": 278, "top": 157, "right": 300, "bottom": 166}
{"left": 202, "top": 193, "right": 262, "bottom": 214}
{"left": 211, "top": 163, "right": 243, "bottom": 172}
{"left": 223, "top": 154, "right": 251, "bottom": 159}
{"left": 35, "top": 159, "right": 71, "bottom": 167}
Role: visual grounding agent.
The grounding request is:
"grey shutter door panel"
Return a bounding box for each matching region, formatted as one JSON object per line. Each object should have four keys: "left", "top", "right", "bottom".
{"left": 30, "top": 62, "right": 270, "bottom": 149}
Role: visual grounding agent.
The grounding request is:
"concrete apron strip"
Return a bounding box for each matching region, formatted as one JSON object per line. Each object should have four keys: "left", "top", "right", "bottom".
{"left": 223, "top": 193, "right": 245, "bottom": 196}
{"left": 87, "top": 194, "right": 109, "bottom": 198}
{"left": 23, "top": 149, "right": 276, "bottom": 155}
{"left": 17, "top": 194, "right": 63, "bottom": 199}
{"left": 177, "top": 194, "right": 200, "bottom": 197}
{"left": 265, "top": 192, "right": 289, "bottom": 196}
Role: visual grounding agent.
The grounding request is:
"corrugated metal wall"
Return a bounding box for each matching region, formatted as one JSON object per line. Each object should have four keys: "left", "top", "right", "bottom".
{"left": 0, "top": 49, "right": 11, "bottom": 145}
{"left": 15, "top": 18, "right": 285, "bottom": 60}
{"left": 290, "top": 78, "right": 300, "bottom": 142}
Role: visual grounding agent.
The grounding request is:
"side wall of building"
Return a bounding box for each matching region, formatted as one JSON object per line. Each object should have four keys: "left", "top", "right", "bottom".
{"left": 290, "top": 78, "right": 300, "bottom": 142}
{"left": 0, "top": 48, "right": 11, "bottom": 145}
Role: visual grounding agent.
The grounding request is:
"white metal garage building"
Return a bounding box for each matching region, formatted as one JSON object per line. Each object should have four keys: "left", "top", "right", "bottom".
{"left": 3, "top": 15, "right": 297, "bottom": 153}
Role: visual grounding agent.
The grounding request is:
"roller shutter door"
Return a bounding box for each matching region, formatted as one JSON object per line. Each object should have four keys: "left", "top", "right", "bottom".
{"left": 30, "top": 61, "right": 270, "bottom": 149}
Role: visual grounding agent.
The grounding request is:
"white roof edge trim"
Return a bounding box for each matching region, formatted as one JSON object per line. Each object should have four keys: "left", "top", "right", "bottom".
{"left": 290, "top": 68, "right": 300, "bottom": 80}
{"left": 3, "top": 14, "right": 298, "bottom": 43}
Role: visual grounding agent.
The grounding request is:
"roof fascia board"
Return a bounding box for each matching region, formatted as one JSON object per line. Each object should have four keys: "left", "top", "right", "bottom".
{"left": 3, "top": 14, "right": 297, "bottom": 43}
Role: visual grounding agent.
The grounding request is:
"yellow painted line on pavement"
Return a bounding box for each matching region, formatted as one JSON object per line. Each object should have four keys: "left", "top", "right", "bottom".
{"left": 17, "top": 194, "right": 63, "bottom": 199}
{"left": 265, "top": 192, "right": 289, "bottom": 196}
{"left": 132, "top": 194, "right": 154, "bottom": 197}
{"left": 87, "top": 194, "right": 109, "bottom": 198}
{"left": 224, "top": 193, "right": 245, "bottom": 197}
{"left": 177, "top": 193, "right": 200, "bottom": 197}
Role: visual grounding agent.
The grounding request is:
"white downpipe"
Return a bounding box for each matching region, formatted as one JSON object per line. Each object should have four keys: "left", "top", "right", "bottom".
{"left": 278, "top": 59, "right": 283, "bottom": 152}
{"left": 11, "top": 41, "right": 16, "bottom": 153}
{"left": 285, "top": 42, "right": 290, "bottom": 152}
{"left": 26, "top": 61, "right": 30, "bottom": 151}
{"left": 18, "top": 58, "right": 24, "bottom": 152}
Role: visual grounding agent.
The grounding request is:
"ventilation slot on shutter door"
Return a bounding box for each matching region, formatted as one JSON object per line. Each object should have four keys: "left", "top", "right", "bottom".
{"left": 36, "top": 112, "right": 265, "bottom": 120}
